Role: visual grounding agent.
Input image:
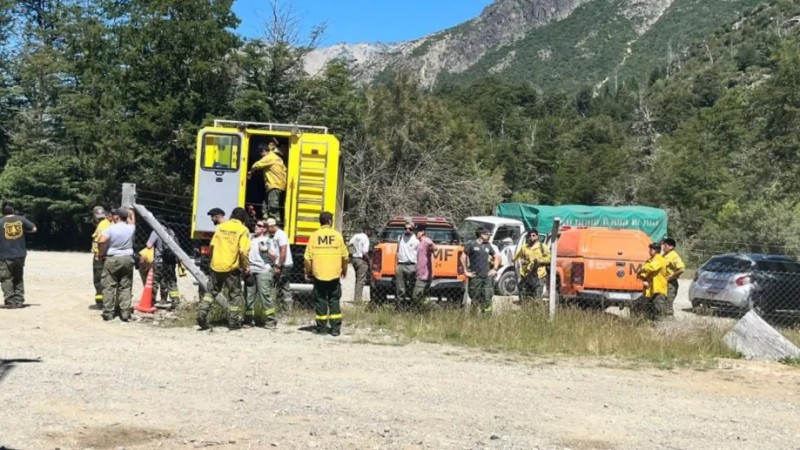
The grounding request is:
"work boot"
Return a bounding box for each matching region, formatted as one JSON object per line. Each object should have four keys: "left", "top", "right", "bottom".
{"left": 330, "top": 328, "right": 341, "bottom": 337}
{"left": 101, "top": 313, "right": 113, "bottom": 321}
{"left": 197, "top": 312, "right": 209, "bottom": 330}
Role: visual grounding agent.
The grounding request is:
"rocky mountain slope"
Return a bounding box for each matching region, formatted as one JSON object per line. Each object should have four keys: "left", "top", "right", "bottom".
{"left": 306, "top": 0, "right": 762, "bottom": 91}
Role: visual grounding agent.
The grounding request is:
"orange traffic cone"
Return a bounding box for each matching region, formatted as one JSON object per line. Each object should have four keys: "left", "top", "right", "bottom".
{"left": 135, "top": 267, "right": 157, "bottom": 313}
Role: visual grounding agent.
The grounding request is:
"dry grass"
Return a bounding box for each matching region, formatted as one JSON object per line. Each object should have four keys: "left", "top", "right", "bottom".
{"left": 784, "top": 328, "right": 800, "bottom": 347}
{"left": 346, "top": 304, "right": 739, "bottom": 366}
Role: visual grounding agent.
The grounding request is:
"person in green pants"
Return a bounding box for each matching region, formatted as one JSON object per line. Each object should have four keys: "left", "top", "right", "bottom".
{"left": 245, "top": 219, "right": 276, "bottom": 328}
{"left": 97, "top": 207, "right": 135, "bottom": 321}
{"left": 461, "top": 227, "right": 500, "bottom": 314}
{"left": 197, "top": 207, "right": 251, "bottom": 330}
{"left": 0, "top": 202, "right": 37, "bottom": 308}
{"left": 304, "top": 212, "right": 349, "bottom": 336}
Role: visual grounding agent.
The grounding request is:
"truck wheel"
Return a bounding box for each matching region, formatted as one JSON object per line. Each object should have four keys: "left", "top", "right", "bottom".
{"left": 369, "top": 284, "right": 387, "bottom": 305}
{"left": 445, "top": 288, "right": 466, "bottom": 308}
{"left": 496, "top": 271, "right": 518, "bottom": 296}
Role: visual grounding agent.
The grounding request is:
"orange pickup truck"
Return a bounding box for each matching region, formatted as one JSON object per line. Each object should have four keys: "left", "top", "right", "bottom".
{"left": 370, "top": 216, "right": 466, "bottom": 304}
{"left": 554, "top": 227, "right": 650, "bottom": 308}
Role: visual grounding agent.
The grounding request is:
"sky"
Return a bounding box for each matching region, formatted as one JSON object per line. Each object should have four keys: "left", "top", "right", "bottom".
{"left": 233, "top": 0, "right": 495, "bottom": 46}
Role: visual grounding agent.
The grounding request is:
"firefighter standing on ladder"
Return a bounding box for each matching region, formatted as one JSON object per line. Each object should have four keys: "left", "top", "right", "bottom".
{"left": 247, "top": 138, "right": 287, "bottom": 224}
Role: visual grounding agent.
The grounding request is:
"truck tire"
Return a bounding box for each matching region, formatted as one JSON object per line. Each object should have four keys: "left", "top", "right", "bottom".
{"left": 496, "top": 270, "right": 518, "bottom": 296}
{"left": 369, "top": 284, "right": 388, "bottom": 305}
{"left": 445, "top": 287, "right": 466, "bottom": 308}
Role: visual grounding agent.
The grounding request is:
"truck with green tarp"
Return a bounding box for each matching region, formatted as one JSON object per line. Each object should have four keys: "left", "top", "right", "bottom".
{"left": 494, "top": 203, "right": 668, "bottom": 242}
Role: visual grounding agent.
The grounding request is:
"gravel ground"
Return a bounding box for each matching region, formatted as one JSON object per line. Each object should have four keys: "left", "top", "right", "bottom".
{"left": 1, "top": 251, "right": 799, "bottom": 449}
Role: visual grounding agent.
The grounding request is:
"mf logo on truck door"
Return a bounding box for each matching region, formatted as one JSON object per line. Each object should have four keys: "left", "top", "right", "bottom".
{"left": 433, "top": 248, "right": 455, "bottom": 261}
{"left": 629, "top": 263, "right": 643, "bottom": 275}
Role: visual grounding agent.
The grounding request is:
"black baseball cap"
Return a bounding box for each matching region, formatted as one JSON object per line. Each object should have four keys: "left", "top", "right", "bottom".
{"left": 648, "top": 243, "right": 661, "bottom": 251}
{"left": 662, "top": 238, "right": 677, "bottom": 247}
{"left": 415, "top": 224, "right": 426, "bottom": 232}
{"left": 207, "top": 207, "right": 225, "bottom": 217}
{"left": 476, "top": 227, "right": 490, "bottom": 237}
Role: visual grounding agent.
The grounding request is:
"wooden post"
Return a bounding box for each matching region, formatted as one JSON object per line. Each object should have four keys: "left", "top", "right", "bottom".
{"left": 548, "top": 218, "right": 561, "bottom": 322}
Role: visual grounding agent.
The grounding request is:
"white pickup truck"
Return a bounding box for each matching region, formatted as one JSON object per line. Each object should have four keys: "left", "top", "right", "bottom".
{"left": 457, "top": 216, "right": 532, "bottom": 296}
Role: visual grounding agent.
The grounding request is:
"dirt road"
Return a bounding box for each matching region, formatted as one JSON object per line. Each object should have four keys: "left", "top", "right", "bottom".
{"left": 1, "top": 252, "right": 799, "bottom": 449}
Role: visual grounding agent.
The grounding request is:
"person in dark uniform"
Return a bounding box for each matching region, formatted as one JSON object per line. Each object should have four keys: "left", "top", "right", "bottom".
{"left": 460, "top": 227, "right": 500, "bottom": 314}
{"left": 0, "top": 202, "right": 37, "bottom": 308}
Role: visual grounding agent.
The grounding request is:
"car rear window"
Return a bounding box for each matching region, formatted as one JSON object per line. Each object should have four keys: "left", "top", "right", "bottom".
{"left": 702, "top": 257, "right": 753, "bottom": 272}
{"left": 379, "top": 227, "right": 460, "bottom": 244}
{"left": 755, "top": 260, "right": 800, "bottom": 273}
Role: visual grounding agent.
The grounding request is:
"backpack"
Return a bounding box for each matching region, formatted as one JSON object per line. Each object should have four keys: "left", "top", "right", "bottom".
{"left": 158, "top": 228, "right": 178, "bottom": 265}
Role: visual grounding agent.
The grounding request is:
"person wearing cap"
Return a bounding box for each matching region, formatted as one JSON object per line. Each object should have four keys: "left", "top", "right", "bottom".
{"left": 247, "top": 139, "right": 287, "bottom": 224}
{"left": 348, "top": 225, "right": 373, "bottom": 305}
{"left": 412, "top": 224, "right": 436, "bottom": 309}
{"left": 513, "top": 229, "right": 550, "bottom": 303}
{"left": 661, "top": 238, "right": 685, "bottom": 317}
{"left": 304, "top": 211, "right": 348, "bottom": 336}
{"left": 395, "top": 221, "right": 419, "bottom": 309}
{"left": 207, "top": 207, "right": 226, "bottom": 226}
{"left": 461, "top": 227, "right": 500, "bottom": 314}
{"left": 635, "top": 242, "right": 669, "bottom": 321}
{"left": 245, "top": 218, "right": 277, "bottom": 328}
{"left": 90, "top": 205, "right": 112, "bottom": 309}
{"left": 97, "top": 207, "right": 136, "bottom": 321}
{"left": 198, "top": 207, "right": 251, "bottom": 330}
{"left": 266, "top": 217, "right": 294, "bottom": 312}
{"left": 0, "top": 202, "right": 37, "bottom": 308}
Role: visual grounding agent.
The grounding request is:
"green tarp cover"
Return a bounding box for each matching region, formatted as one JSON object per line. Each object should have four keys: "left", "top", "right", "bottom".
{"left": 495, "top": 203, "right": 668, "bottom": 241}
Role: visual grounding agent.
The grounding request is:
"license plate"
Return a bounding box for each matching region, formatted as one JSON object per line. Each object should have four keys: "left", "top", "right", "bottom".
{"left": 607, "top": 292, "right": 633, "bottom": 300}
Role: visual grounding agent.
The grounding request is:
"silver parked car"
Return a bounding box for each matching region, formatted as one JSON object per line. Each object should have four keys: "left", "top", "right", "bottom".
{"left": 689, "top": 253, "right": 800, "bottom": 314}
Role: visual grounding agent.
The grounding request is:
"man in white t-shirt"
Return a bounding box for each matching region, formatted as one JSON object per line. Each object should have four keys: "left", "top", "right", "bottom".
{"left": 348, "top": 225, "right": 373, "bottom": 304}
{"left": 395, "top": 221, "right": 419, "bottom": 309}
{"left": 266, "top": 218, "right": 294, "bottom": 312}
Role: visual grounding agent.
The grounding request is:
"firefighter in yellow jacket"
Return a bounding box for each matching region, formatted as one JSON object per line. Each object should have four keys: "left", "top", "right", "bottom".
{"left": 513, "top": 229, "right": 550, "bottom": 302}
{"left": 91, "top": 206, "right": 111, "bottom": 309}
{"left": 304, "top": 211, "right": 348, "bottom": 336}
{"left": 636, "top": 242, "right": 669, "bottom": 320}
{"left": 197, "top": 207, "right": 251, "bottom": 330}
{"left": 247, "top": 138, "right": 287, "bottom": 223}
{"left": 661, "top": 238, "right": 685, "bottom": 317}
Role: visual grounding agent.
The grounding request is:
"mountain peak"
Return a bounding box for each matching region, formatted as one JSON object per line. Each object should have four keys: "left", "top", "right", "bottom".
{"left": 306, "top": 0, "right": 761, "bottom": 91}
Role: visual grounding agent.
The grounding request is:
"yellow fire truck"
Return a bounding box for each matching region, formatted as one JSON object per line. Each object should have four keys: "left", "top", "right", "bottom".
{"left": 190, "top": 119, "right": 345, "bottom": 291}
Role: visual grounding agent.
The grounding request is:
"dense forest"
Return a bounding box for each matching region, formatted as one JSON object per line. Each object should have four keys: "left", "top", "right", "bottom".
{"left": 1, "top": 0, "right": 799, "bottom": 260}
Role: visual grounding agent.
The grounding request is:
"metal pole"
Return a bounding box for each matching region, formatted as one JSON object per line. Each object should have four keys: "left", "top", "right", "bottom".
{"left": 548, "top": 217, "right": 561, "bottom": 322}
{"left": 122, "top": 183, "right": 229, "bottom": 310}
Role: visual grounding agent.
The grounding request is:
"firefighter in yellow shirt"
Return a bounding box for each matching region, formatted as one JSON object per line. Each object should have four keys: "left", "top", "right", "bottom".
{"left": 91, "top": 206, "right": 111, "bottom": 309}
{"left": 197, "top": 207, "right": 251, "bottom": 330}
{"left": 304, "top": 211, "right": 348, "bottom": 336}
{"left": 661, "top": 238, "right": 685, "bottom": 317}
{"left": 636, "top": 242, "right": 669, "bottom": 321}
{"left": 247, "top": 138, "right": 287, "bottom": 224}
{"left": 513, "top": 229, "right": 550, "bottom": 302}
